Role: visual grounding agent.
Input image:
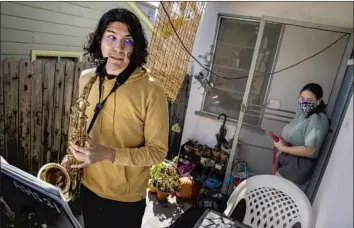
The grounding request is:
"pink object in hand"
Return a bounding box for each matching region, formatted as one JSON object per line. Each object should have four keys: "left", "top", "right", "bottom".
{"left": 268, "top": 131, "right": 291, "bottom": 175}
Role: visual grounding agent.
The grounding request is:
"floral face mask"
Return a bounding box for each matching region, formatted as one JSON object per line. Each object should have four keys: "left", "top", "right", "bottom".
{"left": 297, "top": 99, "right": 319, "bottom": 116}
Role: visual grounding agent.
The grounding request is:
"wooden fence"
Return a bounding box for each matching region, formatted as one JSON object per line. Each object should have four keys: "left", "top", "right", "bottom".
{"left": 0, "top": 59, "right": 190, "bottom": 175}
{"left": 0, "top": 59, "right": 94, "bottom": 175}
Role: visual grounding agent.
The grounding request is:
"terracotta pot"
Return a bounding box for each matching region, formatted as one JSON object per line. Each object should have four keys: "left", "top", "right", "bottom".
{"left": 156, "top": 190, "right": 169, "bottom": 201}
{"left": 212, "top": 150, "right": 220, "bottom": 158}
{"left": 176, "top": 177, "right": 194, "bottom": 200}
{"left": 148, "top": 184, "right": 157, "bottom": 193}
{"left": 220, "top": 152, "right": 229, "bottom": 161}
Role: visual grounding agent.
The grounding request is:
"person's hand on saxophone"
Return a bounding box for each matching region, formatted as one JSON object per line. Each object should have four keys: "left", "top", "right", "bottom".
{"left": 63, "top": 138, "right": 115, "bottom": 168}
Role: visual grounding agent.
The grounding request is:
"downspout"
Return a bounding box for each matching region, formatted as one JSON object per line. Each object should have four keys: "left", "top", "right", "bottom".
{"left": 127, "top": 2, "right": 154, "bottom": 32}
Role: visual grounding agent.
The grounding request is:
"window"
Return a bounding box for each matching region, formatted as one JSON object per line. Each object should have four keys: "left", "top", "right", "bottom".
{"left": 31, "top": 50, "right": 83, "bottom": 63}
{"left": 202, "top": 16, "right": 282, "bottom": 126}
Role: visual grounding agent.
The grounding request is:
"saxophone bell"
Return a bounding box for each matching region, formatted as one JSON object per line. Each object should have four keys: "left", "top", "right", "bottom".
{"left": 37, "top": 163, "right": 73, "bottom": 202}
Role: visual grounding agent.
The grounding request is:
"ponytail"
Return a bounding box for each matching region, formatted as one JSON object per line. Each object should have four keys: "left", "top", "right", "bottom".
{"left": 306, "top": 100, "right": 327, "bottom": 118}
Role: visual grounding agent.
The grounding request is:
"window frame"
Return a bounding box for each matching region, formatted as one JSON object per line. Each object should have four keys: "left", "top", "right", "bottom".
{"left": 199, "top": 13, "right": 284, "bottom": 128}
{"left": 31, "top": 50, "right": 83, "bottom": 62}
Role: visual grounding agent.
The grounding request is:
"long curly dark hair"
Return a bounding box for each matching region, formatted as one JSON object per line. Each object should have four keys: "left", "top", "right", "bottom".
{"left": 83, "top": 8, "right": 148, "bottom": 67}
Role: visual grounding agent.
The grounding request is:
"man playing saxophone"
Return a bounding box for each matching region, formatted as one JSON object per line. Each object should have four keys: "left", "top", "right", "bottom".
{"left": 62, "top": 8, "right": 169, "bottom": 228}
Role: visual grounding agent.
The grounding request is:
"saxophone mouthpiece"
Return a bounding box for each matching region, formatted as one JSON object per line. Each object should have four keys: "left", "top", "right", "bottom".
{"left": 95, "top": 57, "right": 108, "bottom": 64}
{"left": 95, "top": 57, "right": 108, "bottom": 77}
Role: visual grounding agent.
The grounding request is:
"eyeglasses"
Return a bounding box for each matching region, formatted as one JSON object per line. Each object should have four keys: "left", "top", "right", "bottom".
{"left": 298, "top": 96, "right": 317, "bottom": 103}
{"left": 103, "top": 35, "right": 135, "bottom": 50}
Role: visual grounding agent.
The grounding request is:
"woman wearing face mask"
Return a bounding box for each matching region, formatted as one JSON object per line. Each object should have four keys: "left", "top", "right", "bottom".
{"left": 62, "top": 8, "right": 169, "bottom": 228}
{"left": 274, "top": 83, "right": 329, "bottom": 190}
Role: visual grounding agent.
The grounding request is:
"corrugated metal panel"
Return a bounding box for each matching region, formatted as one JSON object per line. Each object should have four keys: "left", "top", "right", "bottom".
{"left": 0, "top": 1, "right": 153, "bottom": 60}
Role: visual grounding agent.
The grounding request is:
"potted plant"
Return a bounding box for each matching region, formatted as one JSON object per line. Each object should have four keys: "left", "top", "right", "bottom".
{"left": 220, "top": 150, "right": 229, "bottom": 161}
{"left": 202, "top": 147, "right": 212, "bottom": 158}
{"left": 212, "top": 148, "right": 221, "bottom": 158}
{"left": 183, "top": 144, "right": 194, "bottom": 153}
{"left": 176, "top": 177, "right": 197, "bottom": 201}
{"left": 148, "top": 179, "right": 158, "bottom": 193}
{"left": 186, "top": 139, "right": 198, "bottom": 146}
{"left": 194, "top": 143, "right": 204, "bottom": 156}
{"left": 152, "top": 157, "right": 181, "bottom": 201}
{"left": 183, "top": 139, "right": 198, "bottom": 154}
{"left": 149, "top": 162, "right": 167, "bottom": 193}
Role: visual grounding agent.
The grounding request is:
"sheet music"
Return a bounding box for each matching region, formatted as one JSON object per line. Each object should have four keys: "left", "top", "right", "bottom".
{"left": 0, "top": 156, "right": 83, "bottom": 228}
{"left": 1, "top": 155, "right": 9, "bottom": 164}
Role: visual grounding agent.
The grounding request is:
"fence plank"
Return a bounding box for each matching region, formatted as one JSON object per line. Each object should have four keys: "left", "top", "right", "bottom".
{"left": 52, "top": 62, "right": 65, "bottom": 163}
{"left": 42, "top": 61, "right": 55, "bottom": 164}
{"left": 60, "top": 62, "right": 75, "bottom": 159}
{"left": 19, "top": 60, "right": 33, "bottom": 172}
{"left": 72, "top": 62, "right": 85, "bottom": 103}
{"left": 0, "top": 61, "right": 4, "bottom": 158}
{"left": 30, "top": 61, "right": 43, "bottom": 174}
{"left": 4, "top": 59, "right": 20, "bottom": 166}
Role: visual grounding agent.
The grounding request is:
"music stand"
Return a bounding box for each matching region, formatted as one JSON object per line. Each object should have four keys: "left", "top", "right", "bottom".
{"left": 0, "top": 156, "right": 83, "bottom": 228}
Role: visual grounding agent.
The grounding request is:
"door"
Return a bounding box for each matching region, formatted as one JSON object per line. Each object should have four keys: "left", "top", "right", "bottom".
{"left": 222, "top": 15, "right": 353, "bottom": 195}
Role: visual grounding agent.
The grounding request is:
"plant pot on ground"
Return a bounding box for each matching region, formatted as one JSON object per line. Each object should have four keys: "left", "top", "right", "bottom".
{"left": 201, "top": 147, "right": 212, "bottom": 158}
{"left": 186, "top": 139, "right": 198, "bottom": 146}
{"left": 184, "top": 144, "right": 194, "bottom": 154}
{"left": 212, "top": 149, "right": 221, "bottom": 158}
{"left": 176, "top": 177, "right": 198, "bottom": 201}
{"left": 194, "top": 144, "right": 204, "bottom": 156}
{"left": 148, "top": 180, "right": 157, "bottom": 193}
{"left": 149, "top": 161, "right": 167, "bottom": 193}
{"left": 152, "top": 157, "right": 181, "bottom": 202}
{"left": 156, "top": 189, "right": 170, "bottom": 201}
{"left": 220, "top": 151, "right": 229, "bottom": 161}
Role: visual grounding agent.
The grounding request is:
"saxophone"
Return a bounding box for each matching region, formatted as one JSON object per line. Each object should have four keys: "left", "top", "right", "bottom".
{"left": 37, "top": 75, "right": 97, "bottom": 202}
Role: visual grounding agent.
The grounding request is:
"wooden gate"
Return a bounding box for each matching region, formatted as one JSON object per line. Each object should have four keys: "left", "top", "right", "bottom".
{"left": 0, "top": 59, "right": 93, "bottom": 175}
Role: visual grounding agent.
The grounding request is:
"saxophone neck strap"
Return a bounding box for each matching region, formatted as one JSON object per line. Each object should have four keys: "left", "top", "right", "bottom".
{"left": 86, "top": 63, "right": 137, "bottom": 135}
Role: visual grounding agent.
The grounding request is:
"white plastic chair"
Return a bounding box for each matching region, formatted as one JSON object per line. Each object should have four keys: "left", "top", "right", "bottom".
{"left": 224, "top": 175, "right": 313, "bottom": 228}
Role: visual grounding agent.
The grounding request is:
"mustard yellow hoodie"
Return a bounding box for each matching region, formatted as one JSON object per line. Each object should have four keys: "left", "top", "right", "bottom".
{"left": 78, "top": 66, "right": 169, "bottom": 202}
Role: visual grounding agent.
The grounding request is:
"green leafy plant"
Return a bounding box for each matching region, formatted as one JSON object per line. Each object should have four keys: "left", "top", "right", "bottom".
{"left": 149, "top": 157, "right": 181, "bottom": 193}
{"left": 149, "top": 162, "right": 166, "bottom": 187}
{"left": 201, "top": 147, "right": 212, "bottom": 158}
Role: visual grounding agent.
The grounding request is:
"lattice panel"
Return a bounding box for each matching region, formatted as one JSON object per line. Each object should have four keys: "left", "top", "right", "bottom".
{"left": 245, "top": 187, "right": 301, "bottom": 228}
{"left": 147, "top": 2, "right": 206, "bottom": 102}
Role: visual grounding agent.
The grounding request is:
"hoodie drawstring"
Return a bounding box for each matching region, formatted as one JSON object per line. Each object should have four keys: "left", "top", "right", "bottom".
{"left": 113, "top": 94, "right": 117, "bottom": 134}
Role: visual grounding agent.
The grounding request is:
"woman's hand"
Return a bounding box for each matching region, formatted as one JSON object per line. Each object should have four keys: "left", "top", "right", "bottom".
{"left": 69, "top": 138, "right": 115, "bottom": 169}
{"left": 273, "top": 138, "right": 286, "bottom": 152}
